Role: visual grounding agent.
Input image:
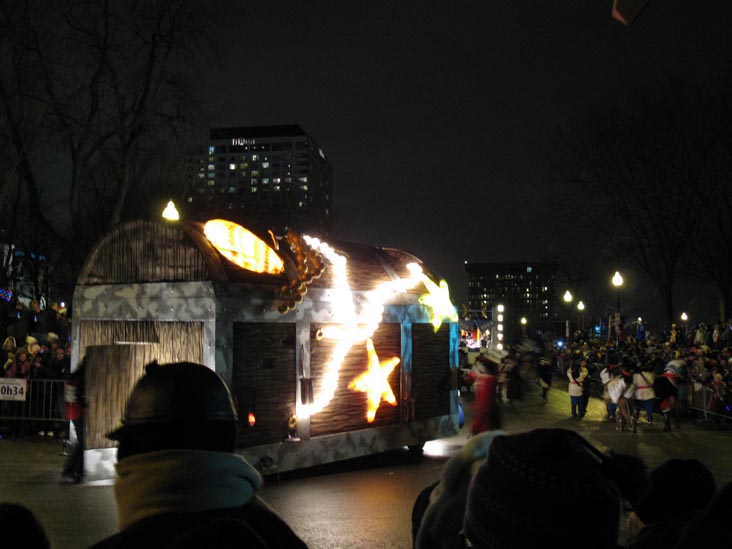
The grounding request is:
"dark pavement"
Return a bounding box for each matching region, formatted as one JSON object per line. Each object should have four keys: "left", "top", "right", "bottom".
{"left": 2, "top": 375, "right": 731, "bottom": 548}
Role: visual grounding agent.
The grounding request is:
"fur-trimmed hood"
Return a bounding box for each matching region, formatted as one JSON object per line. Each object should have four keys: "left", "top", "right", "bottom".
{"left": 415, "top": 430, "right": 504, "bottom": 549}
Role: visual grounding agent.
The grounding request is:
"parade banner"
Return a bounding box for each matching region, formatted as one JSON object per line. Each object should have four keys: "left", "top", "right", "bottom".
{"left": 0, "top": 378, "right": 27, "bottom": 401}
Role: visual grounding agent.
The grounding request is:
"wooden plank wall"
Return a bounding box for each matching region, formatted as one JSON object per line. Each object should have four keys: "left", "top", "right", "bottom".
{"left": 85, "top": 344, "right": 159, "bottom": 449}
{"left": 310, "top": 323, "right": 401, "bottom": 437}
{"left": 232, "top": 322, "right": 297, "bottom": 447}
{"left": 78, "top": 320, "right": 203, "bottom": 365}
{"left": 411, "top": 323, "right": 451, "bottom": 419}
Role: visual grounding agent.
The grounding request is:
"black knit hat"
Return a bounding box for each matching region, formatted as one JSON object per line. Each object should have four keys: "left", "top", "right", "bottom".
{"left": 463, "top": 429, "right": 639, "bottom": 549}
{"left": 635, "top": 458, "right": 716, "bottom": 524}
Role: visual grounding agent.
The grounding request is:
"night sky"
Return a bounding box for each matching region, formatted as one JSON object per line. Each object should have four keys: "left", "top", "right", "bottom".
{"left": 204, "top": 1, "right": 732, "bottom": 319}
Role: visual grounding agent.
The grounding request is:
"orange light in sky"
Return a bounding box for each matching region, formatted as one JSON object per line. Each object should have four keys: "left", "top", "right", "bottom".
{"left": 348, "top": 338, "right": 399, "bottom": 423}
{"left": 204, "top": 219, "right": 284, "bottom": 274}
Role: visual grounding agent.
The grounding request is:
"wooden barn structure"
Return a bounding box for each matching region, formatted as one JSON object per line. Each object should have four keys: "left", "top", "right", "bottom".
{"left": 72, "top": 219, "right": 459, "bottom": 479}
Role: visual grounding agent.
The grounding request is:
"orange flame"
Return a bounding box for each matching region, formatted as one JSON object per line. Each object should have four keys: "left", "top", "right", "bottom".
{"left": 248, "top": 412, "right": 256, "bottom": 427}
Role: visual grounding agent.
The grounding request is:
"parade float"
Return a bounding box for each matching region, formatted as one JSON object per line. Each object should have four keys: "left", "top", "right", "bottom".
{"left": 72, "top": 213, "right": 460, "bottom": 479}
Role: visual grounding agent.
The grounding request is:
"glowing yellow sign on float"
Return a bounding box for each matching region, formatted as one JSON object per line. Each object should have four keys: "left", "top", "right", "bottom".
{"left": 204, "top": 219, "right": 284, "bottom": 274}
{"left": 348, "top": 338, "right": 399, "bottom": 423}
{"left": 419, "top": 277, "right": 459, "bottom": 332}
{"left": 162, "top": 200, "right": 179, "bottom": 221}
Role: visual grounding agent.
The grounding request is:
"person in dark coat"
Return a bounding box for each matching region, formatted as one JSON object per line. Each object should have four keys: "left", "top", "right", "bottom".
{"left": 0, "top": 502, "right": 50, "bottom": 549}
{"left": 5, "top": 300, "right": 30, "bottom": 346}
{"left": 654, "top": 365, "right": 682, "bottom": 432}
{"left": 626, "top": 458, "right": 716, "bottom": 548}
{"left": 91, "top": 361, "right": 307, "bottom": 549}
{"left": 536, "top": 356, "right": 553, "bottom": 401}
{"left": 503, "top": 354, "right": 522, "bottom": 402}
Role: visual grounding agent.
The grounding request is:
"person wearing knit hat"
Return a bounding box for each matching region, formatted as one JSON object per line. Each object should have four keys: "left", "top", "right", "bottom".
{"left": 626, "top": 458, "right": 716, "bottom": 548}
{"left": 463, "top": 428, "right": 650, "bottom": 549}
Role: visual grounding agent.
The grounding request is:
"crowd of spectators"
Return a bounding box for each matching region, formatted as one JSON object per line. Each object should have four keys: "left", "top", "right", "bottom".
{"left": 416, "top": 321, "right": 732, "bottom": 548}
{"left": 554, "top": 320, "right": 732, "bottom": 418}
{"left": 2, "top": 299, "right": 71, "bottom": 381}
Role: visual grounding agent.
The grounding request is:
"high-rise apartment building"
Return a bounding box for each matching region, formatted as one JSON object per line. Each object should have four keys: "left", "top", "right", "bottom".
{"left": 184, "top": 125, "right": 333, "bottom": 234}
{"left": 465, "top": 261, "right": 560, "bottom": 340}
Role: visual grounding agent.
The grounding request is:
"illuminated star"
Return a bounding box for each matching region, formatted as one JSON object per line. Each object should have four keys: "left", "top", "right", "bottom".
{"left": 348, "top": 338, "right": 400, "bottom": 423}
{"left": 419, "top": 277, "right": 459, "bottom": 332}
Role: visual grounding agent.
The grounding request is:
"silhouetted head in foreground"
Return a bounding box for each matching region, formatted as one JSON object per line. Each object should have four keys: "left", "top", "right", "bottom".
{"left": 463, "top": 428, "right": 649, "bottom": 549}
{"left": 108, "top": 361, "right": 238, "bottom": 460}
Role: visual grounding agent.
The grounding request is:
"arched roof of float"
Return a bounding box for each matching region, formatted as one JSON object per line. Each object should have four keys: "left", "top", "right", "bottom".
{"left": 77, "top": 220, "right": 228, "bottom": 285}
{"left": 77, "top": 219, "right": 432, "bottom": 293}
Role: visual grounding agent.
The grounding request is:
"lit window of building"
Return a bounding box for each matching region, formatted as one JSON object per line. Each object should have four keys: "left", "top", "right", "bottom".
{"left": 185, "top": 125, "right": 333, "bottom": 233}
{"left": 465, "top": 261, "right": 559, "bottom": 340}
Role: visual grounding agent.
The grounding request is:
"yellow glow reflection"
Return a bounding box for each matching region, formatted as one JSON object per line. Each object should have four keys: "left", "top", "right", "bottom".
{"left": 204, "top": 219, "right": 284, "bottom": 274}
{"left": 348, "top": 338, "right": 399, "bottom": 423}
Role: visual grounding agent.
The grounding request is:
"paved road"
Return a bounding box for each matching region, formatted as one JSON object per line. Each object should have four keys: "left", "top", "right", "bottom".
{"left": 2, "top": 379, "right": 731, "bottom": 548}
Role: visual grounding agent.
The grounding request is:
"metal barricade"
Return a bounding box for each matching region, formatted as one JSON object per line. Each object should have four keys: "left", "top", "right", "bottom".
{"left": 681, "top": 380, "right": 731, "bottom": 422}
{"left": 0, "top": 378, "right": 66, "bottom": 423}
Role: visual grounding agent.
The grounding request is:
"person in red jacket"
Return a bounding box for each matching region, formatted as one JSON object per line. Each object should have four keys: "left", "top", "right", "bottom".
{"left": 469, "top": 353, "right": 502, "bottom": 435}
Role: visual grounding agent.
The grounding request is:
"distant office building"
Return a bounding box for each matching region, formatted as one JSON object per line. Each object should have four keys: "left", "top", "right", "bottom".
{"left": 465, "top": 261, "right": 560, "bottom": 340}
{"left": 184, "top": 125, "right": 333, "bottom": 234}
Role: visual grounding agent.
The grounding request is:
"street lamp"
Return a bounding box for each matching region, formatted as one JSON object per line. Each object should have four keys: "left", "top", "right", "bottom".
{"left": 611, "top": 271, "right": 623, "bottom": 313}
{"left": 563, "top": 290, "right": 573, "bottom": 339}
{"left": 520, "top": 316, "right": 527, "bottom": 338}
{"left": 681, "top": 312, "right": 688, "bottom": 336}
{"left": 577, "top": 300, "right": 585, "bottom": 336}
{"left": 611, "top": 272, "right": 624, "bottom": 345}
